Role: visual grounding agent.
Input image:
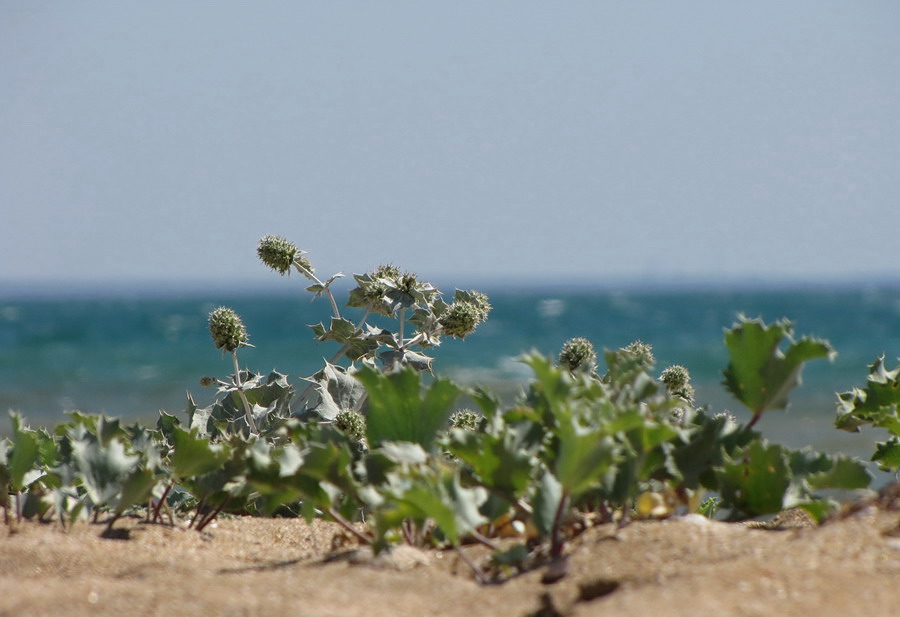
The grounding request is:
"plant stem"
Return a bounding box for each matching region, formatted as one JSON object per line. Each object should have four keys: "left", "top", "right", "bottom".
{"left": 550, "top": 492, "right": 570, "bottom": 560}
{"left": 294, "top": 306, "right": 374, "bottom": 410}
{"left": 326, "top": 507, "right": 373, "bottom": 545}
{"left": 747, "top": 410, "right": 762, "bottom": 429}
{"left": 398, "top": 308, "right": 406, "bottom": 346}
{"left": 456, "top": 546, "right": 488, "bottom": 585}
{"left": 232, "top": 352, "right": 259, "bottom": 434}
{"left": 153, "top": 483, "right": 173, "bottom": 524}
{"left": 295, "top": 262, "right": 342, "bottom": 319}
{"left": 470, "top": 529, "right": 500, "bottom": 551}
{"left": 104, "top": 511, "right": 123, "bottom": 535}
{"left": 326, "top": 306, "right": 373, "bottom": 366}
{"left": 399, "top": 331, "right": 427, "bottom": 351}
{"left": 401, "top": 519, "right": 416, "bottom": 546}
{"left": 196, "top": 496, "right": 231, "bottom": 532}
{"left": 189, "top": 495, "right": 208, "bottom": 529}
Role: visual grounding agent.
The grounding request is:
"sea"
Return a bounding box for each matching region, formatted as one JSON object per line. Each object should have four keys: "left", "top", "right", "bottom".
{"left": 2, "top": 281, "right": 900, "bottom": 484}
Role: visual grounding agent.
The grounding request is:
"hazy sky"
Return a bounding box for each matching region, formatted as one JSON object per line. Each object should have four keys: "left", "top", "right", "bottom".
{"left": 2, "top": 1, "right": 899, "bottom": 289}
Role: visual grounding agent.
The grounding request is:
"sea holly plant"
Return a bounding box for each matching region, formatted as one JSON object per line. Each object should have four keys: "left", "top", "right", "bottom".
{"left": 208, "top": 307, "right": 259, "bottom": 434}
{"left": 254, "top": 235, "right": 491, "bottom": 420}
{"left": 835, "top": 356, "right": 900, "bottom": 471}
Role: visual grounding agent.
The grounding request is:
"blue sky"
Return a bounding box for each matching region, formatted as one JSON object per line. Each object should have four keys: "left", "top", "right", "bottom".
{"left": 2, "top": 1, "right": 899, "bottom": 289}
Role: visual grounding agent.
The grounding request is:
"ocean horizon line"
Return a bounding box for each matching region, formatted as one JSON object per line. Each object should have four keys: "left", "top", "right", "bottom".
{"left": 3, "top": 273, "right": 900, "bottom": 300}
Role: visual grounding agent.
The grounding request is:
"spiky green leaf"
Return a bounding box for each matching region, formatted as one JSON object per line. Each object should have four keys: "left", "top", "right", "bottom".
{"left": 722, "top": 316, "right": 834, "bottom": 417}
{"left": 356, "top": 366, "right": 460, "bottom": 450}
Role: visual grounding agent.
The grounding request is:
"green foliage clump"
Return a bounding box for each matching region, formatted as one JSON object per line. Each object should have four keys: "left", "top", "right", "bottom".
{"left": 835, "top": 356, "right": 900, "bottom": 471}
{"left": 2, "top": 238, "right": 889, "bottom": 586}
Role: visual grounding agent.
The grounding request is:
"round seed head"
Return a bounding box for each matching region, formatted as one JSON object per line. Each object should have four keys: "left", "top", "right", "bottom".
{"left": 439, "top": 301, "right": 481, "bottom": 339}
{"left": 362, "top": 264, "right": 401, "bottom": 302}
{"left": 467, "top": 290, "right": 492, "bottom": 322}
{"left": 660, "top": 364, "right": 695, "bottom": 403}
{"left": 334, "top": 409, "right": 367, "bottom": 443}
{"left": 257, "top": 235, "right": 311, "bottom": 276}
{"left": 449, "top": 409, "right": 484, "bottom": 432}
{"left": 208, "top": 306, "right": 249, "bottom": 352}
{"left": 559, "top": 337, "right": 597, "bottom": 373}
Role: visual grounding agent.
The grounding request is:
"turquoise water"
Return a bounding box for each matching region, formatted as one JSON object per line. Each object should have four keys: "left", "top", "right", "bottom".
{"left": 2, "top": 283, "right": 900, "bottom": 477}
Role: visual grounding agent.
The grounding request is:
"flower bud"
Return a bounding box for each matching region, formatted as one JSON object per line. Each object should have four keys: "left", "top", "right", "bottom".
{"left": 660, "top": 364, "right": 695, "bottom": 403}
{"left": 623, "top": 340, "right": 655, "bottom": 369}
{"left": 208, "top": 306, "right": 249, "bottom": 352}
{"left": 559, "top": 337, "right": 597, "bottom": 373}
{"left": 439, "top": 301, "right": 481, "bottom": 339}
{"left": 449, "top": 409, "right": 484, "bottom": 431}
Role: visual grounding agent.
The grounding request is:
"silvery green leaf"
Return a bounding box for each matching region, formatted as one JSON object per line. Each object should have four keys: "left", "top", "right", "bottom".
{"left": 872, "top": 438, "right": 900, "bottom": 471}
{"left": 276, "top": 444, "right": 304, "bottom": 477}
{"left": 307, "top": 272, "right": 344, "bottom": 298}
{"left": 316, "top": 317, "right": 357, "bottom": 343}
{"left": 115, "top": 467, "right": 157, "bottom": 514}
{"left": 188, "top": 397, "right": 216, "bottom": 437}
{"left": 309, "top": 322, "right": 327, "bottom": 339}
{"left": 446, "top": 475, "right": 488, "bottom": 536}
{"left": 379, "top": 349, "right": 434, "bottom": 373}
{"left": 364, "top": 324, "right": 399, "bottom": 346}
{"left": 8, "top": 412, "right": 40, "bottom": 490}
{"left": 379, "top": 441, "right": 429, "bottom": 465}
{"left": 299, "top": 362, "right": 367, "bottom": 421}
{"left": 71, "top": 435, "right": 139, "bottom": 506}
{"left": 343, "top": 337, "right": 380, "bottom": 362}
{"left": 170, "top": 426, "right": 231, "bottom": 478}
{"left": 533, "top": 469, "right": 563, "bottom": 537}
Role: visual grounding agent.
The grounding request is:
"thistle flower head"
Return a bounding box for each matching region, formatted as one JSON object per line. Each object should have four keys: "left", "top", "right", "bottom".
{"left": 439, "top": 301, "right": 482, "bottom": 339}
{"left": 334, "top": 409, "right": 367, "bottom": 443}
{"left": 465, "top": 290, "right": 492, "bottom": 321}
{"left": 372, "top": 263, "right": 402, "bottom": 281}
{"left": 362, "top": 264, "right": 402, "bottom": 302}
{"left": 449, "top": 409, "right": 484, "bottom": 432}
{"left": 208, "top": 306, "right": 249, "bottom": 353}
{"left": 622, "top": 340, "right": 655, "bottom": 369}
{"left": 559, "top": 337, "right": 597, "bottom": 373}
{"left": 660, "top": 364, "right": 695, "bottom": 404}
{"left": 399, "top": 272, "right": 418, "bottom": 289}
{"left": 257, "top": 235, "right": 312, "bottom": 276}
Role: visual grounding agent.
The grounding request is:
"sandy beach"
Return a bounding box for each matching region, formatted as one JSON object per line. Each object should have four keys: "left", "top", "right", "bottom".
{"left": 2, "top": 484, "right": 899, "bottom": 617}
